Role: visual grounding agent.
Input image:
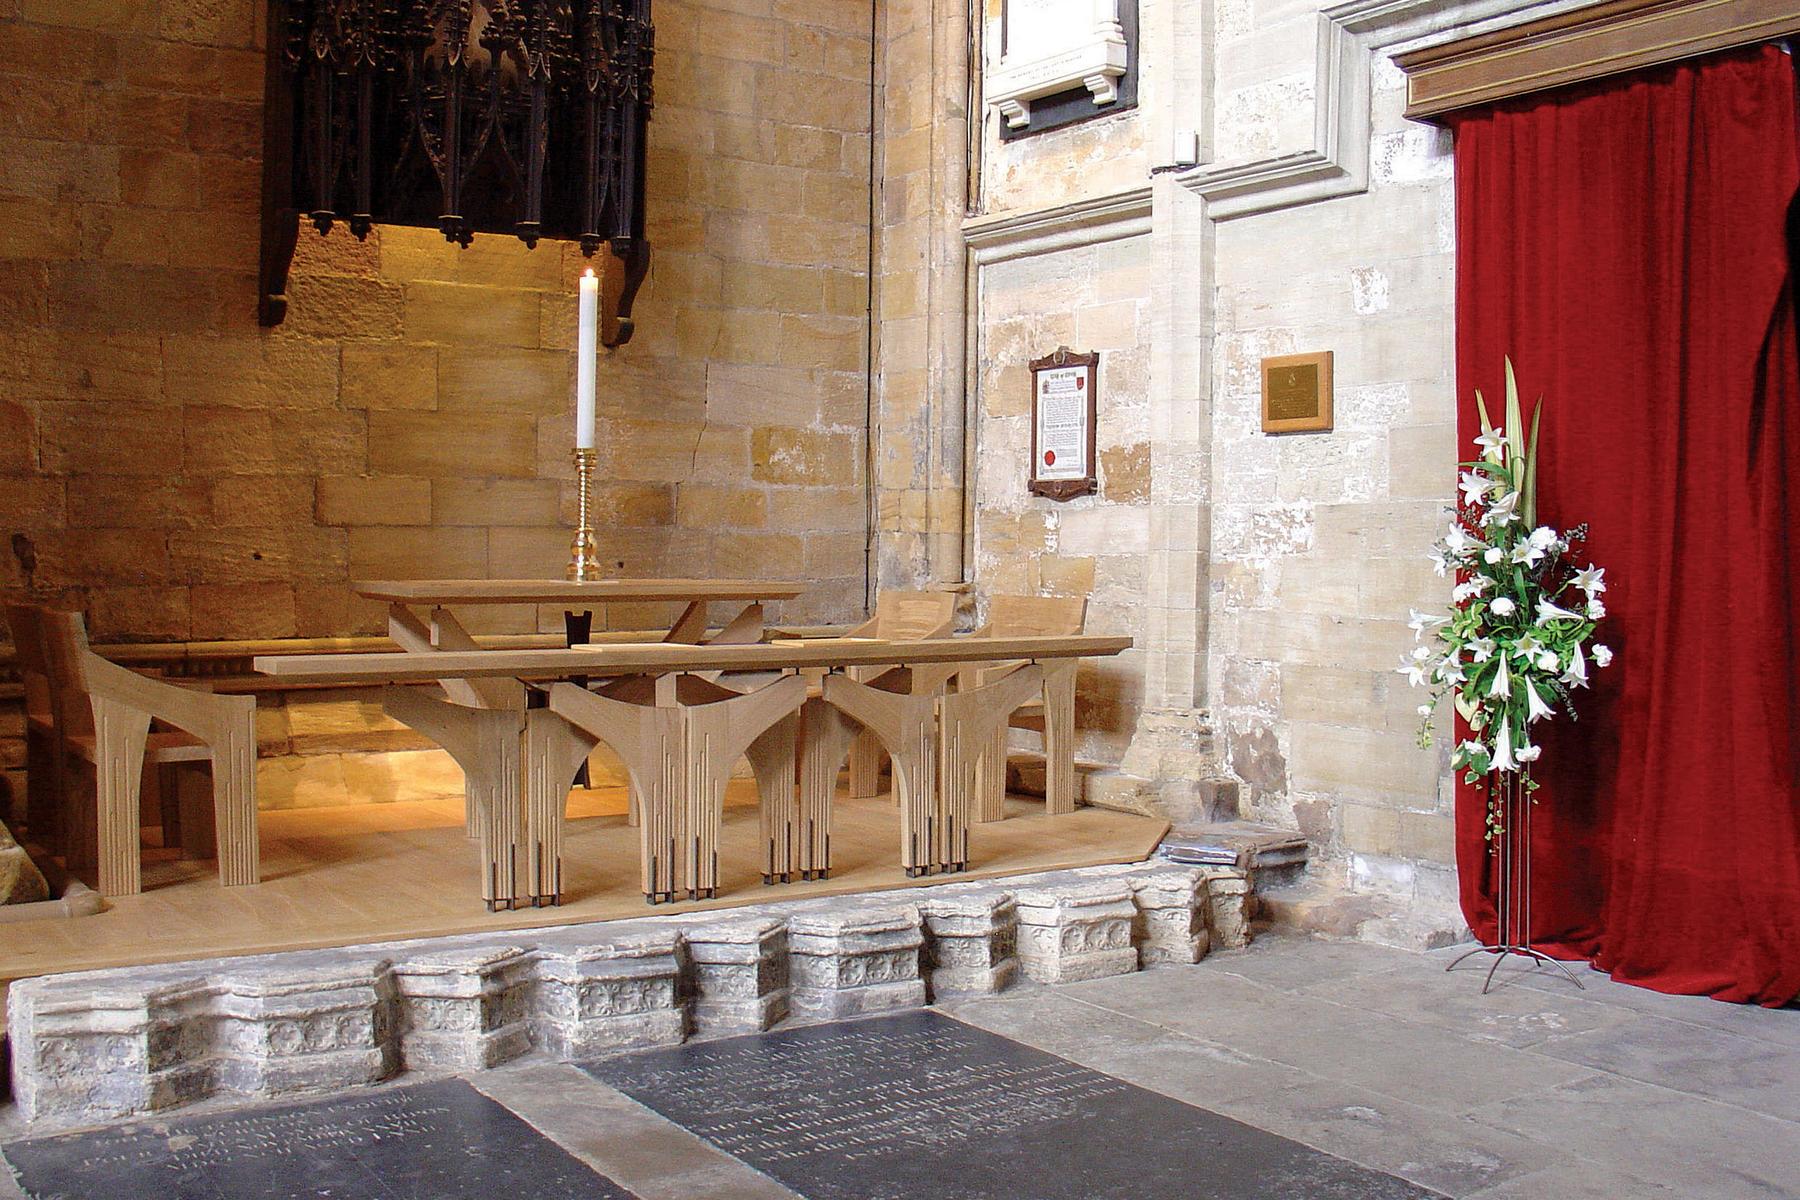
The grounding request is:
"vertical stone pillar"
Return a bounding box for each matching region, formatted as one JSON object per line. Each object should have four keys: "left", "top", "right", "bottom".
{"left": 873, "top": 0, "right": 973, "bottom": 589}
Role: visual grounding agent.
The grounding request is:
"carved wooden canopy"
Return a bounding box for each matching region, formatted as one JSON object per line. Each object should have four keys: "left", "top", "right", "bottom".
{"left": 258, "top": 0, "right": 654, "bottom": 344}
{"left": 1396, "top": 0, "right": 1800, "bottom": 121}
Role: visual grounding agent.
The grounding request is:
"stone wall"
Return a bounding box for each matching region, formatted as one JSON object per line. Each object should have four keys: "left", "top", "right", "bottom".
{"left": 972, "top": 239, "right": 1153, "bottom": 763}
{"left": 1209, "top": 51, "right": 1461, "bottom": 933}
{"left": 872, "top": 0, "right": 1568, "bottom": 941}
{"left": 0, "top": 0, "right": 874, "bottom": 645}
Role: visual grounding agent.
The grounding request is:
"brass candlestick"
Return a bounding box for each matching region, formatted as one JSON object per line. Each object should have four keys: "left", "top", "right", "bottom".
{"left": 567, "top": 447, "right": 601, "bottom": 581}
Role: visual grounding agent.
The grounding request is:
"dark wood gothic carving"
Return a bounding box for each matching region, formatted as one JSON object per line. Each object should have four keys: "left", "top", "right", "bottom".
{"left": 258, "top": 0, "right": 653, "bottom": 345}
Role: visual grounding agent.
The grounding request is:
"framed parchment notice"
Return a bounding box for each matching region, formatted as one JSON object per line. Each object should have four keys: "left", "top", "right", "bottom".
{"left": 1029, "top": 346, "right": 1098, "bottom": 501}
{"left": 1261, "top": 351, "right": 1334, "bottom": 433}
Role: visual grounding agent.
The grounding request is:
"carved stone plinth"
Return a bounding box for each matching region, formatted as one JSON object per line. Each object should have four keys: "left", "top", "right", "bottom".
{"left": 1202, "top": 867, "right": 1255, "bottom": 949}
{"left": 7, "top": 863, "right": 1264, "bottom": 1129}
{"left": 683, "top": 917, "right": 789, "bottom": 1035}
{"left": 1013, "top": 881, "right": 1137, "bottom": 984}
{"left": 1129, "top": 869, "right": 1211, "bottom": 966}
{"left": 394, "top": 945, "right": 538, "bottom": 1071}
{"left": 10, "top": 954, "right": 393, "bottom": 1125}
{"left": 527, "top": 932, "right": 687, "bottom": 1060}
{"left": 916, "top": 885, "right": 1019, "bottom": 997}
{"left": 785, "top": 906, "right": 925, "bottom": 1020}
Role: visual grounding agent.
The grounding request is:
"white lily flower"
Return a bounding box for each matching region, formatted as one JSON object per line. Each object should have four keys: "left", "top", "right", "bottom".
{"left": 1525, "top": 681, "right": 1554, "bottom": 723}
{"left": 1484, "top": 491, "right": 1520, "bottom": 526}
{"left": 1484, "top": 546, "right": 1505, "bottom": 564}
{"left": 1510, "top": 540, "right": 1546, "bottom": 566}
{"left": 1490, "top": 596, "right": 1517, "bottom": 617}
{"left": 1517, "top": 743, "right": 1542, "bottom": 763}
{"left": 1528, "top": 526, "right": 1558, "bottom": 552}
{"left": 1474, "top": 428, "right": 1507, "bottom": 462}
{"left": 1592, "top": 645, "right": 1613, "bottom": 668}
{"left": 1397, "top": 655, "right": 1431, "bottom": 687}
{"left": 1465, "top": 574, "right": 1494, "bottom": 595}
{"left": 1534, "top": 649, "right": 1558, "bottom": 671}
{"left": 1417, "top": 704, "right": 1432, "bottom": 717}
{"left": 1430, "top": 550, "right": 1449, "bottom": 578}
{"left": 1514, "top": 633, "right": 1542, "bottom": 659}
{"left": 1434, "top": 657, "right": 1466, "bottom": 684}
{"left": 1492, "top": 717, "right": 1518, "bottom": 771}
{"left": 1535, "top": 598, "right": 1583, "bottom": 624}
{"left": 1488, "top": 654, "right": 1511, "bottom": 699}
{"left": 1458, "top": 471, "right": 1493, "bottom": 508}
{"left": 1587, "top": 599, "right": 1606, "bottom": 619}
{"left": 1467, "top": 637, "right": 1497, "bottom": 662}
{"left": 1452, "top": 581, "right": 1482, "bottom": 603}
{"left": 1408, "top": 609, "right": 1448, "bottom": 638}
{"left": 1572, "top": 566, "right": 1606, "bottom": 595}
{"left": 1444, "top": 526, "right": 1477, "bottom": 556}
{"left": 1458, "top": 739, "right": 1487, "bottom": 759}
{"left": 1562, "top": 642, "right": 1589, "bottom": 688}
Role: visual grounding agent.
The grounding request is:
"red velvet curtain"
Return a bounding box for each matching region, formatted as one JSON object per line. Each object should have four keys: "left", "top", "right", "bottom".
{"left": 1450, "top": 44, "right": 1800, "bottom": 1006}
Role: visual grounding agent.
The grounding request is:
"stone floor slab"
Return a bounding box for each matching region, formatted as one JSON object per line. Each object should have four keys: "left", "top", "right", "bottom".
{"left": 1058, "top": 963, "right": 1596, "bottom": 1114}
{"left": 1300, "top": 959, "right": 1638, "bottom": 1049}
{"left": 470, "top": 1061, "right": 799, "bottom": 1200}
{"left": 0, "top": 1079, "right": 629, "bottom": 1200}
{"left": 1466, "top": 1071, "right": 1800, "bottom": 1197}
{"left": 583, "top": 1009, "right": 1444, "bottom": 1200}
{"left": 1526, "top": 1015, "right": 1800, "bottom": 1125}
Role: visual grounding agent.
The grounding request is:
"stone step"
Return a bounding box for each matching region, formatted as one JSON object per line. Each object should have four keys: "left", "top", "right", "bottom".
{"left": 2, "top": 860, "right": 1256, "bottom": 1129}
{"left": 1157, "top": 820, "right": 1311, "bottom": 871}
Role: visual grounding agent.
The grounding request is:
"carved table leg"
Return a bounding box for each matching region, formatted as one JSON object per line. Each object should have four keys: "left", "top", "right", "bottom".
{"left": 821, "top": 673, "right": 941, "bottom": 877}
{"left": 747, "top": 712, "right": 799, "bottom": 883}
{"left": 793, "top": 697, "right": 859, "bottom": 882}
{"left": 936, "top": 664, "right": 1043, "bottom": 873}
{"left": 1040, "top": 659, "right": 1079, "bottom": 816}
{"left": 384, "top": 687, "right": 528, "bottom": 911}
{"left": 523, "top": 707, "right": 599, "bottom": 906}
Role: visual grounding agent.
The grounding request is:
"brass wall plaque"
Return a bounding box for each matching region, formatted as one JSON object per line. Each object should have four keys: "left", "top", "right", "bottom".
{"left": 1261, "top": 351, "right": 1333, "bottom": 434}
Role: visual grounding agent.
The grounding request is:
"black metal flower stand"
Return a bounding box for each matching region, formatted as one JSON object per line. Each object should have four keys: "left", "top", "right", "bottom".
{"left": 1445, "top": 769, "right": 1587, "bottom": 993}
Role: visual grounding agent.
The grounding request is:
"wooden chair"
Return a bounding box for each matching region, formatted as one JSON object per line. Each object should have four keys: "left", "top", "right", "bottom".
{"left": 20, "top": 606, "right": 259, "bottom": 897}
{"left": 844, "top": 590, "right": 957, "bottom": 798}
{"left": 5, "top": 604, "right": 68, "bottom": 854}
{"left": 962, "top": 594, "right": 1089, "bottom": 822}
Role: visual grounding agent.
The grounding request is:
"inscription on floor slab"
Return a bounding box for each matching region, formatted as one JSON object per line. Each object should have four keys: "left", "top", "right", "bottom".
{"left": 0, "top": 1079, "right": 632, "bottom": 1200}
{"left": 585, "top": 1009, "right": 1443, "bottom": 1200}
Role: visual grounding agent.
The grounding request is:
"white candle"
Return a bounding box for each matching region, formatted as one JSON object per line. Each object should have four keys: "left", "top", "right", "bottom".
{"left": 576, "top": 268, "right": 598, "bottom": 450}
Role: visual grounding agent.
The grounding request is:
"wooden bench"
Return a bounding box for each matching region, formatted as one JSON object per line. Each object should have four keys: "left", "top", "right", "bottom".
{"left": 5, "top": 604, "right": 259, "bottom": 898}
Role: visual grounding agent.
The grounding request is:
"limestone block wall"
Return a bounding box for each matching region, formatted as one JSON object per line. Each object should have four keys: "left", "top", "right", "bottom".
{"left": 972, "top": 240, "right": 1153, "bottom": 762}
{"left": 976, "top": 0, "right": 1151, "bottom": 212}
{"left": 0, "top": 0, "right": 874, "bottom": 646}
{"left": 1205, "top": 31, "right": 1462, "bottom": 931}
{"left": 879, "top": 0, "right": 1552, "bottom": 939}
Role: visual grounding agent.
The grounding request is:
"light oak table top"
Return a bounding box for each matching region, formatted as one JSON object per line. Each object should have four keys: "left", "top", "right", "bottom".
{"left": 354, "top": 578, "right": 812, "bottom": 605}
{"left": 254, "top": 634, "right": 1133, "bottom": 685}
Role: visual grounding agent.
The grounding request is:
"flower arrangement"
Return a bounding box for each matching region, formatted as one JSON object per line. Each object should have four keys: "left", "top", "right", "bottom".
{"left": 1404, "top": 360, "right": 1611, "bottom": 835}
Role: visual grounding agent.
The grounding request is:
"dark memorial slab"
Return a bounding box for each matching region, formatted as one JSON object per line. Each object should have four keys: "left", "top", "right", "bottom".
{"left": 1, "top": 1079, "right": 632, "bottom": 1200}
{"left": 586, "top": 1009, "right": 1444, "bottom": 1200}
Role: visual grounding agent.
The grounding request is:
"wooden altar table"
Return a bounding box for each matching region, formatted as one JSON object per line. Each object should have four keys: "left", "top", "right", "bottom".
{"left": 353, "top": 577, "right": 809, "bottom": 898}
{"left": 254, "top": 634, "right": 1129, "bottom": 909}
